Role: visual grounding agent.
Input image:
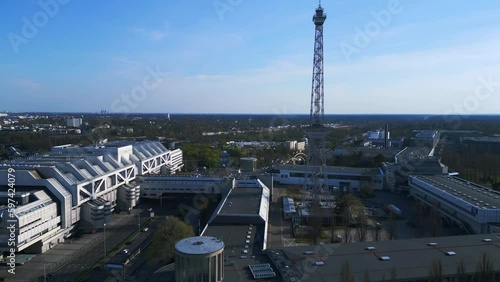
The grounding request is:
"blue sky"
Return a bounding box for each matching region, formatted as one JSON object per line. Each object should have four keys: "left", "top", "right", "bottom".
{"left": 1, "top": 0, "right": 500, "bottom": 114}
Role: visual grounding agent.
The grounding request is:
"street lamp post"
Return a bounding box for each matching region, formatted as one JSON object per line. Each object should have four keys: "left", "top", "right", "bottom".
{"left": 103, "top": 223, "right": 107, "bottom": 259}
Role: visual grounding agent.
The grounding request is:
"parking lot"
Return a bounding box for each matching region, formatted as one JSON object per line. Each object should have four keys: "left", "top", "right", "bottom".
{"left": 360, "top": 190, "right": 462, "bottom": 239}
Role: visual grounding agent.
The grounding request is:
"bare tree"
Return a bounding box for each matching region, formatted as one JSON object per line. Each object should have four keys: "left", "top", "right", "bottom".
{"left": 330, "top": 204, "right": 337, "bottom": 243}
{"left": 387, "top": 211, "right": 396, "bottom": 240}
{"left": 456, "top": 259, "right": 467, "bottom": 282}
{"left": 371, "top": 214, "right": 382, "bottom": 241}
{"left": 390, "top": 266, "right": 397, "bottom": 282}
{"left": 340, "top": 261, "right": 354, "bottom": 282}
{"left": 363, "top": 269, "right": 371, "bottom": 282}
{"left": 428, "top": 260, "right": 443, "bottom": 282}
{"left": 475, "top": 253, "right": 494, "bottom": 282}
{"left": 309, "top": 202, "right": 323, "bottom": 245}
{"left": 414, "top": 202, "right": 425, "bottom": 238}
{"left": 356, "top": 212, "right": 368, "bottom": 242}
{"left": 431, "top": 205, "right": 442, "bottom": 237}
{"left": 342, "top": 207, "right": 352, "bottom": 243}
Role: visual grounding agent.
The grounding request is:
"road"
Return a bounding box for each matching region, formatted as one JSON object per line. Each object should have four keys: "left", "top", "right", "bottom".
{"left": 44, "top": 209, "right": 144, "bottom": 282}
{"left": 267, "top": 186, "right": 302, "bottom": 249}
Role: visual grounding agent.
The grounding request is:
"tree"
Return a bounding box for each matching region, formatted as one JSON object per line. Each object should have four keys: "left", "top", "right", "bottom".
{"left": 309, "top": 202, "right": 323, "bottom": 245}
{"left": 336, "top": 194, "right": 364, "bottom": 243}
{"left": 288, "top": 185, "right": 302, "bottom": 201}
{"left": 414, "top": 202, "right": 425, "bottom": 238}
{"left": 148, "top": 216, "right": 195, "bottom": 263}
{"left": 342, "top": 208, "right": 352, "bottom": 243}
{"left": 456, "top": 259, "right": 467, "bottom": 282}
{"left": 371, "top": 214, "right": 383, "bottom": 241}
{"left": 475, "top": 253, "right": 494, "bottom": 282}
{"left": 360, "top": 185, "right": 375, "bottom": 198}
{"left": 387, "top": 211, "right": 396, "bottom": 240}
{"left": 330, "top": 204, "right": 338, "bottom": 243}
{"left": 431, "top": 205, "right": 442, "bottom": 237}
{"left": 355, "top": 212, "right": 368, "bottom": 242}
{"left": 428, "top": 260, "right": 443, "bottom": 282}
{"left": 390, "top": 266, "right": 397, "bottom": 282}
{"left": 363, "top": 269, "right": 371, "bottom": 282}
{"left": 340, "top": 261, "right": 354, "bottom": 282}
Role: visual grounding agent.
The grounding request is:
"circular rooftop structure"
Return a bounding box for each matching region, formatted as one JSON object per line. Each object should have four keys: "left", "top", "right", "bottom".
{"left": 175, "top": 236, "right": 225, "bottom": 281}
{"left": 175, "top": 236, "right": 224, "bottom": 255}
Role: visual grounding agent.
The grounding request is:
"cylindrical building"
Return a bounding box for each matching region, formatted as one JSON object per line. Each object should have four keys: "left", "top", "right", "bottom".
{"left": 175, "top": 236, "right": 225, "bottom": 282}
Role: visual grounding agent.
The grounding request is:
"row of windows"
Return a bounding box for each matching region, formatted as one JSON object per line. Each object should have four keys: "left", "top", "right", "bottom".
{"left": 288, "top": 172, "right": 373, "bottom": 181}
{"left": 144, "top": 187, "right": 208, "bottom": 192}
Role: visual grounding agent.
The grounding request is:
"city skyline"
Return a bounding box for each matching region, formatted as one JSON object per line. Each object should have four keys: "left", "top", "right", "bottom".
{"left": 1, "top": 0, "right": 500, "bottom": 114}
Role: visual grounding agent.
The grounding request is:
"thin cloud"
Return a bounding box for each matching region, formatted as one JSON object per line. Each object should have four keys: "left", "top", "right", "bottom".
{"left": 12, "top": 79, "right": 42, "bottom": 90}
{"left": 129, "top": 27, "right": 167, "bottom": 41}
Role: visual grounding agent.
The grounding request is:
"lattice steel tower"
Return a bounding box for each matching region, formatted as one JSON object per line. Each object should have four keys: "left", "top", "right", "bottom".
{"left": 303, "top": 2, "right": 328, "bottom": 206}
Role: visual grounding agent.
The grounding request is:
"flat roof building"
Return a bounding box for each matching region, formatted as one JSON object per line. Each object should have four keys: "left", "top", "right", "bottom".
{"left": 267, "top": 233, "right": 500, "bottom": 282}
{"left": 272, "top": 164, "right": 384, "bottom": 191}
{"left": 461, "top": 136, "right": 500, "bottom": 155}
{"left": 409, "top": 175, "right": 500, "bottom": 234}
{"left": 201, "top": 178, "right": 274, "bottom": 282}
{"left": 0, "top": 141, "right": 183, "bottom": 253}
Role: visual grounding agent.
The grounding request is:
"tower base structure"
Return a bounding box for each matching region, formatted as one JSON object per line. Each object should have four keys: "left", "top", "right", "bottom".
{"left": 301, "top": 125, "right": 331, "bottom": 213}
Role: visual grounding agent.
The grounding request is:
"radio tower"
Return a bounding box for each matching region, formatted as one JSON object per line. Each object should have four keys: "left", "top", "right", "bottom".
{"left": 303, "top": 2, "right": 328, "bottom": 208}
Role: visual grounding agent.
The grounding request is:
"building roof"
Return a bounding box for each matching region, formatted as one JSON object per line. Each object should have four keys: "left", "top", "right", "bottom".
{"left": 174, "top": 236, "right": 224, "bottom": 255}
{"left": 269, "top": 234, "right": 500, "bottom": 282}
{"left": 202, "top": 224, "right": 279, "bottom": 282}
{"left": 274, "top": 164, "right": 382, "bottom": 175}
{"left": 462, "top": 137, "right": 500, "bottom": 143}
{"left": 415, "top": 130, "right": 439, "bottom": 139}
{"left": 210, "top": 182, "right": 270, "bottom": 226}
{"left": 283, "top": 197, "right": 296, "bottom": 214}
{"left": 412, "top": 175, "right": 500, "bottom": 208}
{"left": 200, "top": 179, "right": 274, "bottom": 281}
{"left": 219, "top": 188, "right": 263, "bottom": 215}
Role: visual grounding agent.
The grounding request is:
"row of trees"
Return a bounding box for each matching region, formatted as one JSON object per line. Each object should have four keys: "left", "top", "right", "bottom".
{"left": 442, "top": 148, "right": 500, "bottom": 190}
{"left": 306, "top": 194, "right": 384, "bottom": 244}
{"left": 339, "top": 253, "right": 495, "bottom": 282}
{"left": 329, "top": 152, "right": 389, "bottom": 168}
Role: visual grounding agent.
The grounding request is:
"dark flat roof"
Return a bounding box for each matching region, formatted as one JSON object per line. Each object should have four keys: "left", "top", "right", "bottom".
{"left": 274, "top": 165, "right": 382, "bottom": 175}
{"left": 269, "top": 234, "right": 500, "bottom": 282}
{"left": 413, "top": 175, "right": 500, "bottom": 208}
{"left": 203, "top": 224, "right": 280, "bottom": 282}
{"left": 219, "top": 188, "right": 263, "bottom": 215}
{"left": 462, "top": 137, "right": 500, "bottom": 142}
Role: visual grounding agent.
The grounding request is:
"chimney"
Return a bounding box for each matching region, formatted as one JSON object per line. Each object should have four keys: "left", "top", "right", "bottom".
{"left": 384, "top": 124, "right": 389, "bottom": 149}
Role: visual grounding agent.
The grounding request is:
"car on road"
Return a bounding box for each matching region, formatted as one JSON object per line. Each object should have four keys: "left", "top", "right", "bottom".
{"left": 142, "top": 227, "right": 149, "bottom": 232}
{"left": 123, "top": 249, "right": 130, "bottom": 255}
